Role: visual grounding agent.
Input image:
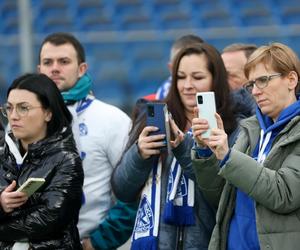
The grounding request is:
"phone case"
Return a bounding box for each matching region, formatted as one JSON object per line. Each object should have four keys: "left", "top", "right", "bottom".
{"left": 17, "top": 177, "right": 45, "bottom": 197}
{"left": 146, "top": 102, "right": 171, "bottom": 151}
{"left": 196, "top": 92, "right": 217, "bottom": 138}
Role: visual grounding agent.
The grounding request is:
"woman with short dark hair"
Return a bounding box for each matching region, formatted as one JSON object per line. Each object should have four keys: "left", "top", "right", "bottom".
{"left": 0, "top": 73, "right": 83, "bottom": 249}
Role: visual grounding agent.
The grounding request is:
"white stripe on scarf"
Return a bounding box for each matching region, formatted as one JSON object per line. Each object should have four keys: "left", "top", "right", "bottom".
{"left": 132, "top": 159, "right": 161, "bottom": 241}
{"left": 257, "top": 130, "right": 272, "bottom": 163}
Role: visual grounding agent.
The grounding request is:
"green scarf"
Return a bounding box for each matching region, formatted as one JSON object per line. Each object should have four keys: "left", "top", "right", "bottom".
{"left": 61, "top": 73, "right": 92, "bottom": 102}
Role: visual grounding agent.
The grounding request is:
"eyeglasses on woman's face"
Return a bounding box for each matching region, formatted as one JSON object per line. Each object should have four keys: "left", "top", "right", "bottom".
{"left": 1, "top": 103, "right": 42, "bottom": 117}
{"left": 244, "top": 73, "right": 282, "bottom": 93}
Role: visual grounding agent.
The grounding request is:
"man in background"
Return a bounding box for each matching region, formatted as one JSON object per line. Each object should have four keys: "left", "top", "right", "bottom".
{"left": 221, "top": 43, "right": 258, "bottom": 119}
{"left": 38, "top": 32, "right": 137, "bottom": 250}
{"left": 222, "top": 43, "right": 257, "bottom": 90}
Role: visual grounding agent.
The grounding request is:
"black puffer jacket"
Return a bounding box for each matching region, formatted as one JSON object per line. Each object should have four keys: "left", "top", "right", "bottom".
{"left": 0, "top": 127, "right": 83, "bottom": 249}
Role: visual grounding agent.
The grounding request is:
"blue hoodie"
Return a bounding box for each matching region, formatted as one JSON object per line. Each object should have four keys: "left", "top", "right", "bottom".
{"left": 227, "top": 99, "right": 300, "bottom": 250}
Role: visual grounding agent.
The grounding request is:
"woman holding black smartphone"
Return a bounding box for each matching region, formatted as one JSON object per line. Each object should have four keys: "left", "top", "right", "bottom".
{"left": 112, "top": 42, "right": 248, "bottom": 250}
{"left": 0, "top": 73, "right": 83, "bottom": 249}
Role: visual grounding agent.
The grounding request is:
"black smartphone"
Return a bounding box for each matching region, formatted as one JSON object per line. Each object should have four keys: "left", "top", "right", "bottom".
{"left": 146, "top": 102, "right": 171, "bottom": 151}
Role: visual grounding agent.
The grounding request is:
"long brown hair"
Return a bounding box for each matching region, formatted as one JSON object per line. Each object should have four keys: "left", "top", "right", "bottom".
{"left": 165, "top": 42, "right": 237, "bottom": 134}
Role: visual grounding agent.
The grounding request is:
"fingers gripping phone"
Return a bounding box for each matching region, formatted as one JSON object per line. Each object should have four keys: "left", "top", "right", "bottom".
{"left": 146, "top": 102, "right": 171, "bottom": 152}
{"left": 17, "top": 177, "right": 45, "bottom": 197}
{"left": 196, "top": 92, "right": 217, "bottom": 138}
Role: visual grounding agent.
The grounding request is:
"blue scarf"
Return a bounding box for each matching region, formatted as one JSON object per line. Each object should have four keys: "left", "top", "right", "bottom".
{"left": 163, "top": 158, "right": 195, "bottom": 226}
{"left": 132, "top": 145, "right": 195, "bottom": 250}
{"left": 132, "top": 157, "right": 161, "bottom": 250}
{"left": 61, "top": 73, "right": 92, "bottom": 102}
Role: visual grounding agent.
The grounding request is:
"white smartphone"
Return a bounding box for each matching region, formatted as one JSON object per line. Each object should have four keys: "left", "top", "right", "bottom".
{"left": 196, "top": 92, "right": 217, "bottom": 138}
{"left": 17, "top": 177, "right": 45, "bottom": 197}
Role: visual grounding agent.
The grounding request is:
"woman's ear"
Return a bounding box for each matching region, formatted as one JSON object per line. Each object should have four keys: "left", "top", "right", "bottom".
{"left": 45, "top": 110, "right": 52, "bottom": 122}
{"left": 287, "top": 71, "right": 298, "bottom": 90}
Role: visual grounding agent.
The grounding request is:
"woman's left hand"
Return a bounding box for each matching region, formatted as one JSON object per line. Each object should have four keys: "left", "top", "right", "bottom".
{"left": 169, "top": 115, "right": 185, "bottom": 148}
{"left": 207, "top": 113, "right": 229, "bottom": 160}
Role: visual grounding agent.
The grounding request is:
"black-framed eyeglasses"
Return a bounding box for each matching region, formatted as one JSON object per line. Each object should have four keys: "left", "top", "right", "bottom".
{"left": 1, "top": 103, "right": 42, "bottom": 117}
{"left": 244, "top": 73, "right": 282, "bottom": 93}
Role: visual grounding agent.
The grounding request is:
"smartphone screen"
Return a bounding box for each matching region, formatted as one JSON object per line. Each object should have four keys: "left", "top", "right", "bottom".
{"left": 196, "top": 92, "right": 217, "bottom": 138}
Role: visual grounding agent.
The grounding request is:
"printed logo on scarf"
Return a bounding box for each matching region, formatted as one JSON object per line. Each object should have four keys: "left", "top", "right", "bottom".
{"left": 176, "top": 175, "right": 187, "bottom": 198}
{"left": 134, "top": 195, "right": 154, "bottom": 233}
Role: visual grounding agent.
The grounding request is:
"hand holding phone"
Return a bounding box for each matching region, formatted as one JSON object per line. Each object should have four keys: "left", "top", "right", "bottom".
{"left": 196, "top": 92, "right": 217, "bottom": 138}
{"left": 17, "top": 177, "right": 45, "bottom": 197}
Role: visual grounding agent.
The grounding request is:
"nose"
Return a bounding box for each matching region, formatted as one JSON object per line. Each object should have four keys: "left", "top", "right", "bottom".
{"left": 251, "top": 84, "right": 262, "bottom": 96}
{"left": 51, "top": 61, "right": 60, "bottom": 74}
{"left": 9, "top": 107, "right": 20, "bottom": 120}
{"left": 184, "top": 77, "right": 193, "bottom": 88}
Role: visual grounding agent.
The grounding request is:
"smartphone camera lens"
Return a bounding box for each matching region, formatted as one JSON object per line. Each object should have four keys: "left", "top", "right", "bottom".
{"left": 197, "top": 95, "right": 203, "bottom": 104}
{"left": 148, "top": 105, "right": 155, "bottom": 117}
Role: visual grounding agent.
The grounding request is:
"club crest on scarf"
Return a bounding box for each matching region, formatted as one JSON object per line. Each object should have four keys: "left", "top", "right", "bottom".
{"left": 134, "top": 195, "right": 154, "bottom": 233}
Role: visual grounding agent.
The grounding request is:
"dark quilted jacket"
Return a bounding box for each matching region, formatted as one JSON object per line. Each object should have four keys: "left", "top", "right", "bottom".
{"left": 0, "top": 127, "right": 83, "bottom": 249}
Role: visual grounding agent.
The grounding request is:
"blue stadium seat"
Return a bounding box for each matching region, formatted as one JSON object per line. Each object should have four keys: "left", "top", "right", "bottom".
{"left": 0, "top": 0, "right": 19, "bottom": 34}
{"left": 114, "top": 0, "right": 152, "bottom": 30}
{"left": 201, "top": 8, "right": 234, "bottom": 28}
{"left": 240, "top": 7, "right": 274, "bottom": 26}
{"left": 76, "top": 1, "right": 117, "bottom": 31}
{"left": 35, "top": 0, "right": 75, "bottom": 33}
{"left": 280, "top": 5, "right": 300, "bottom": 24}
{"left": 159, "top": 9, "right": 193, "bottom": 29}
{"left": 152, "top": 0, "right": 190, "bottom": 29}
{"left": 120, "top": 10, "right": 154, "bottom": 30}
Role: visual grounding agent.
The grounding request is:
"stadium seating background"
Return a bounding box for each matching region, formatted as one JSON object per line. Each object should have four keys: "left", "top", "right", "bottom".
{"left": 1, "top": 0, "right": 300, "bottom": 112}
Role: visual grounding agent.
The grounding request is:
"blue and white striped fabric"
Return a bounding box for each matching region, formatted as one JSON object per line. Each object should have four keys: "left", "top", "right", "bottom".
{"left": 163, "top": 158, "right": 195, "bottom": 226}
{"left": 131, "top": 155, "right": 195, "bottom": 250}
{"left": 131, "top": 158, "right": 161, "bottom": 250}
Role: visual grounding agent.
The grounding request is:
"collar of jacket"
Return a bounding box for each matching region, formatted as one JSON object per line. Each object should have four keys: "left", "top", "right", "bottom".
{"left": 5, "top": 126, "right": 74, "bottom": 159}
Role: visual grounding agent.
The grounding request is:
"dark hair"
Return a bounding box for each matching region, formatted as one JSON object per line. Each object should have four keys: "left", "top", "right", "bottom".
{"left": 166, "top": 42, "right": 237, "bottom": 134}
{"left": 222, "top": 43, "right": 257, "bottom": 59}
{"left": 7, "top": 73, "right": 72, "bottom": 137}
{"left": 170, "top": 34, "right": 204, "bottom": 62}
{"left": 38, "top": 32, "right": 85, "bottom": 64}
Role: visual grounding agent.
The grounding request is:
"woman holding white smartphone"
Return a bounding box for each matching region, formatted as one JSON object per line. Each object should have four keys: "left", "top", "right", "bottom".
{"left": 0, "top": 73, "right": 83, "bottom": 249}
{"left": 112, "top": 42, "right": 247, "bottom": 250}
{"left": 192, "top": 43, "right": 300, "bottom": 250}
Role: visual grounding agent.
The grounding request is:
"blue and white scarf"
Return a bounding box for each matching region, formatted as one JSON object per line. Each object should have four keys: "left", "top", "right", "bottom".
{"left": 132, "top": 155, "right": 195, "bottom": 250}
{"left": 131, "top": 157, "right": 161, "bottom": 250}
{"left": 163, "top": 158, "right": 195, "bottom": 225}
